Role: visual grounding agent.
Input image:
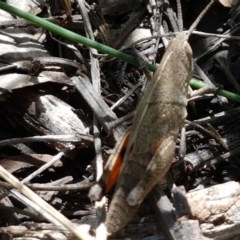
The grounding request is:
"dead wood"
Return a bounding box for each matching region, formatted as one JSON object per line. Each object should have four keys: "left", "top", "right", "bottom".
{"left": 72, "top": 76, "right": 127, "bottom": 140}
{"left": 0, "top": 87, "right": 90, "bottom": 150}
{"left": 187, "top": 181, "right": 240, "bottom": 240}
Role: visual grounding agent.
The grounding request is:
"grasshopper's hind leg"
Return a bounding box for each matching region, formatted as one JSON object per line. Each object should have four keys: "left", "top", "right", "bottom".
{"left": 127, "top": 135, "right": 177, "bottom": 206}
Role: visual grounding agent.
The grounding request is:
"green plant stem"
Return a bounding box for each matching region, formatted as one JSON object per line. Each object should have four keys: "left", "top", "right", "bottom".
{"left": 190, "top": 79, "right": 240, "bottom": 102}
{"left": 0, "top": 1, "right": 240, "bottom": 102}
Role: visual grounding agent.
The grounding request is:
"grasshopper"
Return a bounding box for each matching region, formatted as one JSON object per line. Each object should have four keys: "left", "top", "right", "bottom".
{"left": 89, "top": 0, "right": 215, "bottom": 235}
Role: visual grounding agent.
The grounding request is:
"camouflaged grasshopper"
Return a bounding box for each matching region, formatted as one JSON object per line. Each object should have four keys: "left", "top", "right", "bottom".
{"left": 89, "top": 0, "right": 215, "bottom": 235}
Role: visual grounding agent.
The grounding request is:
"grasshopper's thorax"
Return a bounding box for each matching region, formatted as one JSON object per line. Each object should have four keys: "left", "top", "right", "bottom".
{"left": 171, "top": 32, "right": 193, "bottom": 68}
{"left": 143, "top": 32, "right": 192, "bottom": 110}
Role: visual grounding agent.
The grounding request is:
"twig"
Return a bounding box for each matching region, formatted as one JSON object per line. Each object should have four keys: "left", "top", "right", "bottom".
{"left": 0, "top": 165, "right": 94, "bottom": 240}
{"left": 0, "top": 134, "right": 93, "bottom": 148}
{"left": 21, "top": 147, "right": 73, "bottom": 184}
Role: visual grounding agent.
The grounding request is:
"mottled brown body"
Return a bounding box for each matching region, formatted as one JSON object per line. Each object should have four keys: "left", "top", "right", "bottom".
{"left": 105, "top": 32, "right": 193, "bottom": 234}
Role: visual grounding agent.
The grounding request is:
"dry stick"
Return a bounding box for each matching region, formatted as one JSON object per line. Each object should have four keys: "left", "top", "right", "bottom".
{"left": 150, "top": 1, "right": 163, "bottom": 64}
{"left": 0, "top": 179, "right": 92, "bottom": 191}
{"left": 77, "top": 0, "right": 103, "bottom": 180}
{"left": 110, "top": 81, "right": 142, "bottom": 111}
{"left": 21, "top": 147, "right": 72, "bottom": 184}
{"left": 77, "top": 5, "right": 101, "bottom": 164}
{"left": 106, "top": 112, "right": 134, "bottom": 135}
{"left": 0, "top": 177, "right": 76, "bottom": 221}
{"left": 78, "top": 2, "right": 107, "bottom": 239}
{"left": 126, "top": 29, "right": 239, "bottom": 51}
{"left": 89, "top": 0, "right": 216, "bottom": 235}
{"left": 0, "top": 165, "right": 94, "bottom": 240}
{"left": 72, "top": 76, "right": 126, "bottom": 139}
{"left": 0, "top": 134, "right": 93, "bottom": 147}
{"left": 165, "top": 0, "right": 179, "bottom": 33}
{"left": 186, "top": 120, "right": 228, "bottom": 150}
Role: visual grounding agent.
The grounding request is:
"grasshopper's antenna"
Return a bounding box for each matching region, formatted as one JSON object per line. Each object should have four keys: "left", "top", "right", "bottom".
{"left": 187, "top": 0, "right": 215, "bottom": 39}
{"left": 176, "top": 0, "right": 183, "bottom": 32}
